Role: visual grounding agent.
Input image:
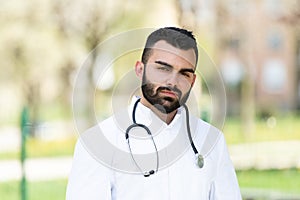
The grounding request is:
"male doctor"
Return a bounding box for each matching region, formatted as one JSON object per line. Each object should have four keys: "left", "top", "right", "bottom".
{"left": 66, "top": 27, "right": 242, "bottom": 199}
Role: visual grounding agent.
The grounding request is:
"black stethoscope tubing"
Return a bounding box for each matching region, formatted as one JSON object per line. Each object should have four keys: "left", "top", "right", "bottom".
{"left": 125, "top": 98, "right": 203, "bottom": 177}
{"left": 125, "top": 99, "right": 159, "bottom": 177}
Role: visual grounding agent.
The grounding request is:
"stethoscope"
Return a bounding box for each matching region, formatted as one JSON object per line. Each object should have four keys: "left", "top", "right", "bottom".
{"left": 125, "top": 98, "right": 204, "bottom": 177}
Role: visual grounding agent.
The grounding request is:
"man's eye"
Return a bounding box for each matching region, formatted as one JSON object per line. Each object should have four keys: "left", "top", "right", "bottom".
{"left": 158, "top": 67, "right": 170, "bottom": 71}
{"left": 181, "top": 72, "right": 191, "bottom": 78}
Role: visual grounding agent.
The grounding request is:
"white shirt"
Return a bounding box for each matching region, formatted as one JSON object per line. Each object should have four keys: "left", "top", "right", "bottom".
{"left": 66, "top": 99, "right": 242, "bottom": 200}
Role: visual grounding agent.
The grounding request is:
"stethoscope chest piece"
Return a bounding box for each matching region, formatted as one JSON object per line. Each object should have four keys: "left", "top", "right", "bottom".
{"left": 197, "top": 154, "right": 204, "bottom": 168}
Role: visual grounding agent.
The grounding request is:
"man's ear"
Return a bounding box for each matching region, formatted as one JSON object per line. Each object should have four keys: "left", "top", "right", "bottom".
{"left": 135, "top": 61, "right": 144, "bottom": 80}
{"left": 191, "top": 74, "right": 197, "bottom": 87}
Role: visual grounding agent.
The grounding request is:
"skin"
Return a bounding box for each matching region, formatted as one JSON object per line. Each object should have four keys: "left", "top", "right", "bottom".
{"left": 135, "top": 40, "right": 197, "bottom": 124}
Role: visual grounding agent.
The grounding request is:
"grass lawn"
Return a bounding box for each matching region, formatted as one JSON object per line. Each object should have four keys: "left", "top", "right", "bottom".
{"left": 0, "top": 115, "right": 299, "bottom": 199}
{"left": 0, "top": 137, "right": 77, "bottom": 160}
{"left": 223, "top": 114, "right": 300, "bottom": 144}
{"left": 0, "top": 115, "right": 299, "bottom": 160}
{"left": 0, "top": 169, "right": 299, "bottom": 199}
{"left": 0, "top": 179, "right": 67, "bottom": 200}
{"left": 237, "top": 169, "right": 300, "bottom": 195}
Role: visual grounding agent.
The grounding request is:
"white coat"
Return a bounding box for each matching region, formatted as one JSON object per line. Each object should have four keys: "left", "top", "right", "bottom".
{"left": 66, "top": 99, "right": 242, "bottom": 200}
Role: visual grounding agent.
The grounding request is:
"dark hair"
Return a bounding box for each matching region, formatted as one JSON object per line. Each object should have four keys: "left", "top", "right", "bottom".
{"left": 141, "top": 27, "right": 198, "bottom": 65}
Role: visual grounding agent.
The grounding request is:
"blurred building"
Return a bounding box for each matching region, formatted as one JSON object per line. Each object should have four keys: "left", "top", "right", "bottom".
{"left": 178, "top": 0, "right": 300, "bottom": 116}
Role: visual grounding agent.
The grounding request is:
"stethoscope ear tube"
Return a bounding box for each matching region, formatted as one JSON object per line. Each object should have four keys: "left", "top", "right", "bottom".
{"left": 125, "top": 123, "right": 152, "bottom": 139}
{"left": 132, "top": 98, "right": 141, "bottom": 124}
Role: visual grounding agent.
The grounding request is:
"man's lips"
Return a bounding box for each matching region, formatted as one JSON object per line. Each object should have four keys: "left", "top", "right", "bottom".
{"left": 160, "top": 90, "right": 178, "bottom": 98}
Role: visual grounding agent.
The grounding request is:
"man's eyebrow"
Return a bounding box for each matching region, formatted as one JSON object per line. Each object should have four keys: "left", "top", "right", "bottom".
{"left": 179, "top": 68, "right": 195, "bottom": 74}
{"left": 155, "top": 60, "right": 195, "bottom": 74}
{"left": 154, "top": 60, "right": 173, "bottom": 68}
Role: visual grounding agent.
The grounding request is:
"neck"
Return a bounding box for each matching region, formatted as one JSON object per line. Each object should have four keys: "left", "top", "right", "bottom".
{"left": 140, "top": 98, "right": 177, "bottom": 125}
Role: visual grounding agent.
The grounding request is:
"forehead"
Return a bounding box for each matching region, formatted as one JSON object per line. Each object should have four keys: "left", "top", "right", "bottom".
{"left": 149, "top": 40, "right": 197, "bottom": 69}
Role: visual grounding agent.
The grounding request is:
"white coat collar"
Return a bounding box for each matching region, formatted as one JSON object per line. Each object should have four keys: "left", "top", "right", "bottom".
{"left": 128, "top": 96, "right": 184, "bottom": 132}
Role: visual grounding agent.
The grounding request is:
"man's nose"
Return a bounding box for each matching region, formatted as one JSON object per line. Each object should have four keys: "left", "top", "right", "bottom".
{"left": 166, "top": 73, "right": 178, "bottom": 86}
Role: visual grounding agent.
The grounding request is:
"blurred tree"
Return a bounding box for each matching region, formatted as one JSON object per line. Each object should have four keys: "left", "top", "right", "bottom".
{"left": 50, "top": 0, "right": 128, "bottom": 128}
{"left": 175, "top": 0, "right": 199, "bottom": 29}
{"left": 278, "top": 1, "right": 300, "bottom": 111}
{"left": 215, "top": 0, "right": 255, "bottom": 136}
{"left": 0, "top": 0, "right": 174, "bottom": 127}
{"left": 176, "top": 0, "right": 255, "bottom": 135}
{"left": 0, "top": 1, "right": 58, "bottom": 127}
{"left": 10, "top": 42, "right": 40, "bottom": 134}
{"left": 6, "top": 32, "right": 41, "bottom": 134}
{"left": 49, "top": 2, "right": 80, "bottom": 115}
{"left": 175, "top": 0, "right": 226, "bottom": 128}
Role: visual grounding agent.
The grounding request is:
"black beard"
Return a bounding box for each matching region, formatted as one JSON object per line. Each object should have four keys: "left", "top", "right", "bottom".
{"left": 141, "top": 73, "right": 191, "bottom": 114}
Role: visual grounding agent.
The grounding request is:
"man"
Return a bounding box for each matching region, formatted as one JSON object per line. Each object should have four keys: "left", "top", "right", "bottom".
{"left": 66, "top": 27, "right": 242, "bottom": 199}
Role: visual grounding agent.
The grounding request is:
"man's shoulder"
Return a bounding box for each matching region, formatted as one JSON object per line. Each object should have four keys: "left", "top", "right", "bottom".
{"left": 191, "top": 115, "right": 223, "bottom": 136}
{"left": 83, "top": 116, "right": 114, "bottom": 133}
{"left": 83, "top": 110, "right": 131, "bottom": 136}
{"left": 190, "top": 116, "right": 227, "bottom": 161}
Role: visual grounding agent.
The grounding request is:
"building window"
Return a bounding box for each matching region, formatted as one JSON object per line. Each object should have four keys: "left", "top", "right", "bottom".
{"left": 221, "top": 57, "right": 244, "bottom": 87}
{"left": 264, "top": 0, "right": 283, "bottom": 17}
{"left": 262, "top": 59, "right": 286, "bottom": 93}
{"left": 267, "top": 29, "right": 283, "bottom": 51}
